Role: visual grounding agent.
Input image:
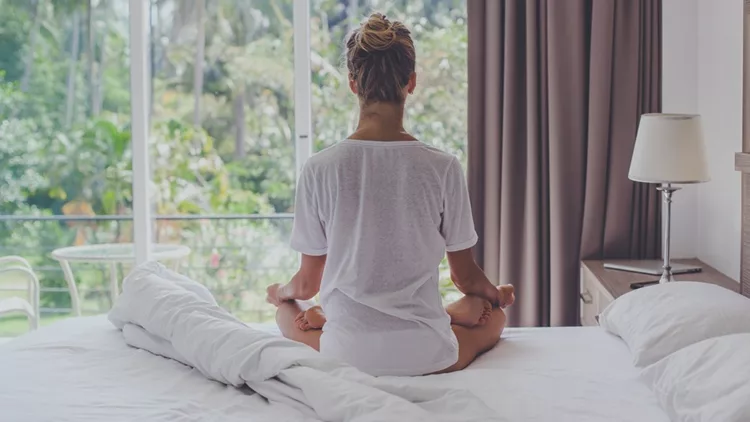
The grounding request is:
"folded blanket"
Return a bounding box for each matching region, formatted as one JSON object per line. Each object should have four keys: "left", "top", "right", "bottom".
{"left": 108, "top": 262, "right": 503, "bottom": 422}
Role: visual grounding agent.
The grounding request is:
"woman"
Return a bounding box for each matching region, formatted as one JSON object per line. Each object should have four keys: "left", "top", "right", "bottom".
{"left": 266, "top": 13, "right": 514, "bottom": 376}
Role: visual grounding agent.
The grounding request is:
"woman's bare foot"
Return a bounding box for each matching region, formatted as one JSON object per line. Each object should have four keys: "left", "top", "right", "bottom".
{"left": 446, "top": 295, "right": 493, "bottom": 328}
{"left": 294, "top": 305, "right": 327, "bottom": 331}
{"left": 498, "top": 284, "right": 515, "bottom": 308}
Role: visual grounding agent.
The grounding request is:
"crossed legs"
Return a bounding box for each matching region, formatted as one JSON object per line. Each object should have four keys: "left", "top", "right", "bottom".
{"left": 273, "top": 286, "right": 515, "bottom": 374}
{"left": 274, "top": 299, "right": 323, "bottom": 351}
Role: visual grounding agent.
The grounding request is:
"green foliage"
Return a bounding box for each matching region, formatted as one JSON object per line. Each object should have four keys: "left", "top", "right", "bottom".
{"left": 0, "top": 0, "right": 468, "bottom": 321}
{"left": 0, "top": 206, "right": 75, "bottom": 310}
{"left": 0, "top": 119, "right": 48, "bottom": 208}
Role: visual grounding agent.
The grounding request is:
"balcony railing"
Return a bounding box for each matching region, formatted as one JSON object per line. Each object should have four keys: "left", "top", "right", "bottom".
{"left": 0, "top": 213, "right": 457, "bottom": 337}
{"left": 0, "top": 214, "right": 296, "bottom": 335}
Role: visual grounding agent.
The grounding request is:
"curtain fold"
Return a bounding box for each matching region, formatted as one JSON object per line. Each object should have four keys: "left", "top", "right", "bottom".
{"left": 468, "top": 0, "right": 662, "bottom": 327}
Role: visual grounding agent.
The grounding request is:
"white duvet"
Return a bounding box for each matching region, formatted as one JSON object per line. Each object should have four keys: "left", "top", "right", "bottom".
{"left": 107, "top": 262, "right": 501, "bottom": 422}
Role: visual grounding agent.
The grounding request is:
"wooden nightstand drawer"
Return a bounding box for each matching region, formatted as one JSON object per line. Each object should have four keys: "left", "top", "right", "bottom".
{"left": 580, "top": 267, "right": 597, "bottom": 326}
{"left": 580, "top": 265, "right": 614, "bottom": 326}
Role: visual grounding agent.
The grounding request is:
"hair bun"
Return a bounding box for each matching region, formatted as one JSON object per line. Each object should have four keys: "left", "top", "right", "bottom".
{"left": 356, "top": 13, "right": 399, "bottom": 52}
{"left": 344, "top": 12, "right": 415, "bottom": 104}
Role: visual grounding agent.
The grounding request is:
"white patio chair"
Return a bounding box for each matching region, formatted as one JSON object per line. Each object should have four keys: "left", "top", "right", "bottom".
{"left": 0, "top": 256, "right": 41, "bottom": 331}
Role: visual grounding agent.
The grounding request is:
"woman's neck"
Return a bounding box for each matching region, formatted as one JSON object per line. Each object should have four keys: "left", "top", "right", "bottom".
{"left": 349, "top": 102, "right": 416, "bottom": 142}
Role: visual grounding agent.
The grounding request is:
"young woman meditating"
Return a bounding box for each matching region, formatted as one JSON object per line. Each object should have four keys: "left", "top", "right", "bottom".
{"left": 265, "top": 13, "right": 514, "bottom": 376}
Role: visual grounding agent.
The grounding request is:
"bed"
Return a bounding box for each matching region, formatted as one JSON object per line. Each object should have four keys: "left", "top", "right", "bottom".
{"left": 0, "top": 316, "right": 668, "bottom": 422}
{"left": 2, "top": 190, "right": 749, "bottom": 421}
{"left": 3, "top": 161, "right": 749, "bottom": 421}
{"left": 3, "top": 137, "right": 750, "bottom": 419}
{"left": 5, "top": 14, "right": 750, "bottom": 419}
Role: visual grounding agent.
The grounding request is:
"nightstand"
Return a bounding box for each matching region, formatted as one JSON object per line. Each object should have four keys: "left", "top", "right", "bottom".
{"left": 580, "top": 259, "right": 739, "bottom": 326}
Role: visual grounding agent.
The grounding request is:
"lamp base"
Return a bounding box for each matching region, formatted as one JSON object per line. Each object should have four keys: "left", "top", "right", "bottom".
{"left": 659, "top": 269, "right": 675, "bottom": 284}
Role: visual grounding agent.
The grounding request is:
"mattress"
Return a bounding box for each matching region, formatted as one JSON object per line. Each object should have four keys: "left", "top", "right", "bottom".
{"left": 0, "top": 316, "right": 668, "bottom": 422}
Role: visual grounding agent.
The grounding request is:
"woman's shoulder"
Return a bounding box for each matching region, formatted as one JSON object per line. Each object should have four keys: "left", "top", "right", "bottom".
{"left": 305, "top": 140, "right": 459, "bottom": 172}
{"left": 414, "top": 143, "right": 458, "bottom": 161}
{"left": 306, "top": 142, "right": 346, "bottom": 168}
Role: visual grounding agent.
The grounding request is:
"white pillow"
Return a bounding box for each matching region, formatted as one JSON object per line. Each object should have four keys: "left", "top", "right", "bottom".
{"left": 641, "top": 333, "right": 750, "bottom": 422}
{"left": 598, "top": 281, "right": 750, "bottom": 367}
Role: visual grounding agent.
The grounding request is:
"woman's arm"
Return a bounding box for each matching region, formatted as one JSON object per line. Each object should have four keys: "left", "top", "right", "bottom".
{"left": 447, "top": 248, "right": 501, "bottom": 307}
{"left": 267, "top": 254, "right": 326, "bottom": 305}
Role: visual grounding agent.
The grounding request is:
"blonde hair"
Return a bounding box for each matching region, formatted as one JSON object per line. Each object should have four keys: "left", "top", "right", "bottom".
{"left": 345, "top": 13, "right": 416, "bottom": 104}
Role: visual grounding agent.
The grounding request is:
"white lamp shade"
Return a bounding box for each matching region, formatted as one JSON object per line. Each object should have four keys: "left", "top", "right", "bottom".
{"left": 628, "top": 114, "right": 710, "bottom": 184}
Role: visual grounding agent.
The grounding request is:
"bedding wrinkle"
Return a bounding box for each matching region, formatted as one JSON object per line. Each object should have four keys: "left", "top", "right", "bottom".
{"left": 107, "top": 263, "right": 502, "bottom": 422}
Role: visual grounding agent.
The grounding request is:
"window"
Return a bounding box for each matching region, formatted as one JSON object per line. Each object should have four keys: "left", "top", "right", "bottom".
{"left": 1, "top": 0, "right": 132, "bottom": 335}
{"left": 0, "top": 0, "right": 467, "bottom": 335}
{"left": 146, "top": 0, "right": 298, "bottom": 322}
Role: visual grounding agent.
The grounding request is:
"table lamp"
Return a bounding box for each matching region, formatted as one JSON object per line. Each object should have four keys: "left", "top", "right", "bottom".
{"left": 627, "top": 114, "right": 710, "bottom": 283}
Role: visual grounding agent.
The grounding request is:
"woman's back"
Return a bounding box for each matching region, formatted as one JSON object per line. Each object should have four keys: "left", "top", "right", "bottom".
{"left": 266, "top": 13, "right": 511, "bottom": 377}
{"left": 291, "top": 139, "right": 477, "bottom": 375}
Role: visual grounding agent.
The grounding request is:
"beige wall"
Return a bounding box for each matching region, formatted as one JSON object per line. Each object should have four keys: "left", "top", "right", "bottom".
{"left": 695, "top": 0, "right": 743, "bottom": 279}
{"left": 663, "top": 0, "right": 699, "bottom": 259}
{"left": 663, "top": 0, "right": 743, "bottom": 279}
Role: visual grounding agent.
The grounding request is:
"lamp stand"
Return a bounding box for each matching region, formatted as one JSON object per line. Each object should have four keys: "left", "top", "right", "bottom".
{"left": 657, "top": 183, "right": 679, "bottom": 283}
{"left": 603, "top": 183, "right": 702, "bottom": 281}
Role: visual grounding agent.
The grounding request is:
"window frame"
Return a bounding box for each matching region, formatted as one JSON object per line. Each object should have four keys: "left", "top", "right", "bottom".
{"left": 128, "top": 0, "right": 313, "bottom": 264}
{"left": 129, "top": 0, "right": 153, "bottom": 265}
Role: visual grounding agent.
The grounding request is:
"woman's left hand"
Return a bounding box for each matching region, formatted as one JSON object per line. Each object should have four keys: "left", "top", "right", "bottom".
{"left": 266, "top": 283, "right": 283, "bottom": 306}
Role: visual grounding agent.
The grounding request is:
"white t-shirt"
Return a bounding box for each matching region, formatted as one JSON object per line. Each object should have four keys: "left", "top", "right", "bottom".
{"left": 290, "top": 139, "right": 478, "bottom": 376}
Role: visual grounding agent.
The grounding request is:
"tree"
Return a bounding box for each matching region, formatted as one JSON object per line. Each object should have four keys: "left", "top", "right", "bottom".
{"left": 85, "top": 0, "right": 99, "bottom": 116}
{"left": 64, "top": 9, "right": 81, "bottom": 127}
{"left": 193, "top": 0, "right": 205, "bottom": 127}
{"left": 19, "top": 0, "right": 42, "bottom": 93}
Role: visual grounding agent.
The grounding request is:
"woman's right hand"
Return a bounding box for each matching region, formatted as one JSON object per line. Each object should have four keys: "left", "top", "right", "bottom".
{"left": 496, "top": 284, "right": 515, "bottom": 308}
{"left": 447, "top": 249, "right": 502, "bottom": 306}
{"left": 476, "top": 282, "right": 515, "bottom": 308}
{"left": 460, "top": 280, "right": 499, "bottom": 308}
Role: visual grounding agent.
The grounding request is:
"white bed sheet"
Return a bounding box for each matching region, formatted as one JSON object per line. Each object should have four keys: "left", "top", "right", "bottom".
{"left": 410, "top": 326, "right": 670, "bottom": 422}
{"left": 0, "top": 316, "right": 668, "bottom": 422}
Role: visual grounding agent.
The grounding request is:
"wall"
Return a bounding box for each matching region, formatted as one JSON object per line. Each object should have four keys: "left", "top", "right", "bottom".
{"left": 663, "top": 0, "right": 743, "bottom": 280}
{"left": 662, "top": 0, "right": 699, "bottom": 259}
{"left": 695, "top": 0, "right": 743, "bottom": 279}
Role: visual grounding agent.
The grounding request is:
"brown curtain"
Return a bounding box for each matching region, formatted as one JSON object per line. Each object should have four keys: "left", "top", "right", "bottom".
{"left": 467, "top": 0, "right": 662, "bottom": 327}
